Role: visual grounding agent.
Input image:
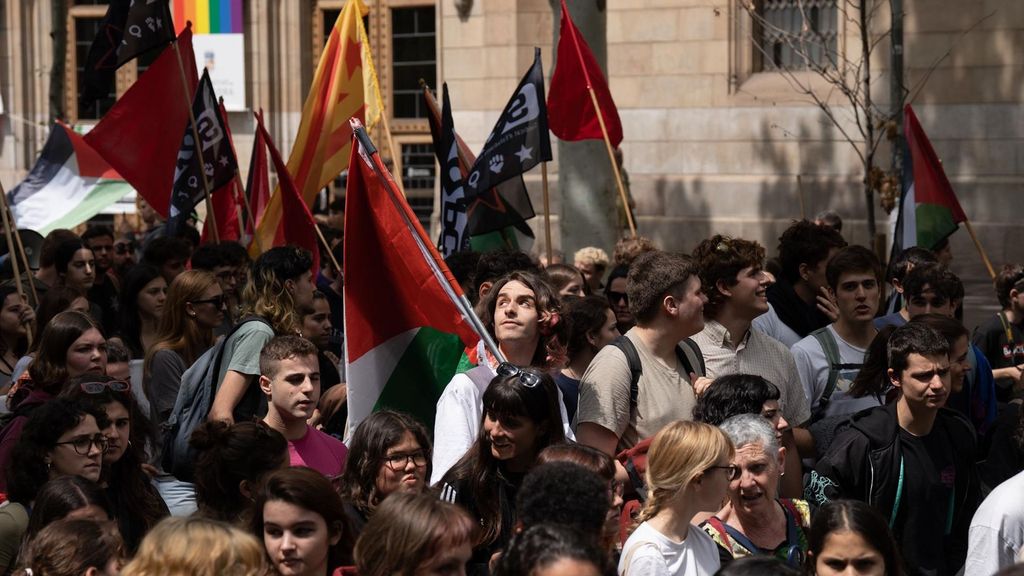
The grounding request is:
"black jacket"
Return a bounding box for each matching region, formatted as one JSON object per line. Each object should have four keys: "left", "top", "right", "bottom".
{"left": 806, "top": 402, "right": 981, "bottom": 575}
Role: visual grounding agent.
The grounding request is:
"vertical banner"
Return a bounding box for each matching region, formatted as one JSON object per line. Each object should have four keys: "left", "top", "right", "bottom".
{"left": 175, "top": 0, "right": 246, "bottom": 110}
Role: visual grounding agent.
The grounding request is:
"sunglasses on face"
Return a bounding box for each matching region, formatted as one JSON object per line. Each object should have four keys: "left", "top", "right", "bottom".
{"left": 496, "top": 362, "right": 543, "bottom": 388}
{"left": 190, "top": 294, "right": 226, "bottom": 308}
{"left": 607, "top": 291, "right": 629, "bottom": 304}
{"left": 54, "top": 434, "right": 109, "bottom": 455}
{"left": 80, "top": 380, "right": 131, "bottom": 394}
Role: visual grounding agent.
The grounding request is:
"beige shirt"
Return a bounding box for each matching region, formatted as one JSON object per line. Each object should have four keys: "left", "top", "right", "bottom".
{"left": 692, "top": 319, "right": 811, "bottom": 426}
{"left": 576, "top": 328, "right": 697, "bottom": 453}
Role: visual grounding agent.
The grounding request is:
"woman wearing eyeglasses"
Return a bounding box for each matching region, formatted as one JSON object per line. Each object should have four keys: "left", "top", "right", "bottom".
{"left": 144, "top": 270, "right": 224, "bottom": 427}
{"left": 63, "top": 374, "right": 169, "bottom": 553}
{"left": 117, "top": 264, "right": 167, "bottom": 360}
{"left": 699, "top": 414, "right": 811, "bottom": 571}
{"left": 439, "top": 368, "right": 566, "bottom": 570}
{"left": 1, "top": 398, "right": 108, "bottom": 572}
{"left": 336, "top": 410, "right": 432, "bottom": 540}
{"left": 619, "top": 420, "right": 735, "bottom": 576}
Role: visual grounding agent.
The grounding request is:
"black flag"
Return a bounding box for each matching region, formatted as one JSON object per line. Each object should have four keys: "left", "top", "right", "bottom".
{"left": 432, "top": 84, "right": 470, "bottom": 257}
{"left": 81, "top": 0, "right": 175, "bottom": 111}
{"left": 167, "top": 69, "right": 238, "bottom": 236}
{"left": 465, "top": 48, "right": 552, "bottom": 198}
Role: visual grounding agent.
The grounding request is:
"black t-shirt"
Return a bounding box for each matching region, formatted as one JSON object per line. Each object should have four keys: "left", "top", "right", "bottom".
{"left": 895, "top": 427, "right": 958, "bottom": 576}
{"left": 973, "top": 313, "right": 1024, "bottom": 401}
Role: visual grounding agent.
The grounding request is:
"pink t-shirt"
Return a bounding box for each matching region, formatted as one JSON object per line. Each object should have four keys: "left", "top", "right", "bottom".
{"left": 288, "top": 426, "right": 348, "bottom": 478}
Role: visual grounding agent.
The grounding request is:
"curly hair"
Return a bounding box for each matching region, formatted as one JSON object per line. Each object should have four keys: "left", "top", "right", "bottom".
{"left": 776, "top": 220, "right": 847, "bottom": 285}
{"left": 613, "top": 235, "right": 657, "bottom": 268}
{"left": 692, "top": 373, "right": 781, "bottom": 425}
{"left": 692, "top": 235, "right": 766, "bottom": 318}
{"left": 239, "top": 246, "right": 313, "bottom": 335}
{"left": 481, "top": 271, "right": 565, "bottom": 369}
{"left": 562, "top": 295, "right": 613, "bottom": 360}
{"left": 493, "top": 523, "right": 603, "bottom": 576}
{"left": 337, "top": 410, "right": 432, "bottom": 517}
{"left": 995, "top": 264, "right": 1024, "bottom": 309}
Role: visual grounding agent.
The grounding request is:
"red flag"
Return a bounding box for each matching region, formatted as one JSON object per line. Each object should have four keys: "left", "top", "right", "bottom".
{"left": 254, "top": 110, "right": 320, "bottom": 274}
{"left": 246, "top": 126, "right": 270, "bottom": 238}
{"left": 84, "top": 25, "right": 199, "bottom": 217}
{"left": 547, "top": 0, "right": 622, "bottom": 146}
{"left": 201, "top": 100, "right": 241, "bottom": 244}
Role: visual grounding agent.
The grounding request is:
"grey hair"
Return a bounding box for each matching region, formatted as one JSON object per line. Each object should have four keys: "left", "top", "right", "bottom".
{"left": 719, "top": 413, "right": 779, "bottom": 458}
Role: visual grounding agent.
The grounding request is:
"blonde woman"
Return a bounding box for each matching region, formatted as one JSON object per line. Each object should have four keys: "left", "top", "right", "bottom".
{"left": 619, "top": 421, "right": 736, "bottom": 576}
{"left": 121, "top": 516, "right": 266, "bottom": 576}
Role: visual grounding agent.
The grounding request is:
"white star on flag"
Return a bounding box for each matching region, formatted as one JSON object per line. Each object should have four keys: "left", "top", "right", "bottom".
{"left": 514, "top": 145, "right": 533, "bottom": 164}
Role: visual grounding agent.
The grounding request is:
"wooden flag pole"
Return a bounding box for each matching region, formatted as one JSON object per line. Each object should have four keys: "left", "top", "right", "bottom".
{"left": 584, "top": 87, "right": 636, "bottom": 238}
{"left": 313, "top": 222, "right": 342, "bottom": 274}
{"left": 963, "top": 219, "right": 996, "bottom": 280}
{"left": 0, "top": 182, "right": 38, "bottom": 306}
{"left": 171, "top": 43, "right": 219, "bottom": 243}
{"left": 541, "top": 162, "right": 553, "bottom": 265}
{"left": 0, "top": 180, "right": 33, "bottom": 344}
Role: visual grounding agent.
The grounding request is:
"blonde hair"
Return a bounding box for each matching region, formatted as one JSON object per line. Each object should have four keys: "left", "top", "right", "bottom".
{"left": 573, "top": 246, "right": 610, "bottom": 269}
{"left": 637, "top": 421, "right": 734, "bottom": 523}
{"left": 120, "top": 517, "right": 267, "bottom": 576}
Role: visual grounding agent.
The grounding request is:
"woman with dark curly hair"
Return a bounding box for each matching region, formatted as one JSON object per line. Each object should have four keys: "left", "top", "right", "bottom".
{"left": 190, "top": 420, "right": 289, "bottom": 525}
{"left": 336, "top": 410, "right": 432, "bottom": 539}
{"left": 1, "top": 398, "right": 109, "bottom": 572}
{"left": 493, "top": 523, "right": 603, "bottom": 576}
{"left": 432, "top": 271, "right": 570, "bottom": 484}
{"left": 62, "top": 374, "right": 169, "bottom": 552}
{"left": 439, "top": 369, "right": 566, "bottom": 568}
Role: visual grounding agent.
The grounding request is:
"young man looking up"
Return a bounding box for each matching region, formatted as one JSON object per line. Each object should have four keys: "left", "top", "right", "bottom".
{"left": 876, "top": 262, "right": 963, "bottom": 329}
{"left": 577, "top": 250, "right": 708, "bottom": 456}
{"left": 753, "top": 220, "right": 847, "bottom": 348}
{"left": 792, "top": 245, "right": 884, "bottom": 421}
{"left": 260, "top": 335, "right": 347, "bottom": 478}
{"left": 808, "top": 323, "right": 981, "bottom": 575}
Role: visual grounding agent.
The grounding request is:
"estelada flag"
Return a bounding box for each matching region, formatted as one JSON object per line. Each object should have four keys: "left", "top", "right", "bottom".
{"left": 9, "top": 122, "right": 133, "bottom": 235}
{"left": 84, "top": 25, "right": 199, "bottom": 217}
{"left": 253, "top": 110, "right": 320, "bottom": 275}
{"left": 168, "top": 69, "right": 238, "bottom": 237}
{"left": 344, "top": 121, "right": 480, "bottom": 434}
{"left": 547, "top": 0, "right": 622, "bottom": 146}
{"left": 252, "top": 0, "right": 368, "bottom": 252}
{"left": 81, "top": 0, "right": 175, "bottom": 111}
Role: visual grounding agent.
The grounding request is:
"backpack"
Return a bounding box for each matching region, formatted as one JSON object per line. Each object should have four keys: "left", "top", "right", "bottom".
{"left": 808, "top": 327, "right": 863, "bottom": 424}
{"left": 611, "top": 335, "right": 704, "bottom": 543}
{"left": 161, "top": 317, "right": 271, "bottom": 482}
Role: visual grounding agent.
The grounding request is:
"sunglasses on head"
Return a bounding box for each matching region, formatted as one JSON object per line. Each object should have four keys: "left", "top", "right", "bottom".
{"left": 496, "top": 362, "right": 542, "bottom": 388}
{"left": 80, "top": 380, "right": 131, "bottom": 394}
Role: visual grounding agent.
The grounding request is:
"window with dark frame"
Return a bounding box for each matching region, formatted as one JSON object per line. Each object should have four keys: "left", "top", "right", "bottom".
{"left": 390, "top": 5, "right": 435, "bottom": 119}
{"left": 754, "top": 0, "right": 838, "bottom": 71}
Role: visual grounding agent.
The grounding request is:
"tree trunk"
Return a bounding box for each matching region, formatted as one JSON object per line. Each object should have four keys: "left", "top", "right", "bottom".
{"left": 550, "top": 0, "right": 618, "bottom": 258}
{"left": 49, "top": 0, "right": 66, "bottom": 121}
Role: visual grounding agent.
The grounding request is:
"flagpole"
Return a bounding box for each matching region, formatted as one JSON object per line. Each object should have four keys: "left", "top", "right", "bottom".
{"left": 963, "top": 220, "right": 996, "bottom": 280}
{"left": 353, "top": 119, "right": 506, "bottom": 365}
{"left": 0, "top": 180, "right": 33, "bottom": 345}
{"left": 0, "top": 184, "right": 38, "bottom": 307}
{"left": 313, "top": 222, "right": 342, "bottom": 275}
{"left": 171, "top": 35, "right": 219, "bottom": 243}
{"left": 237, "top": 175, "right": 263, "bottom": 252}
{"left": 541, "top": 162, "right": 553, "bottom": 264}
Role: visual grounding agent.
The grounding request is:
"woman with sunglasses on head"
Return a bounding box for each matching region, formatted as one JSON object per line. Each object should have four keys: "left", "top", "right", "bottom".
{"left": 144, "top": 270, "right": 224, "bottom": 428}
{"left": 700, "top": 415, "right": 810, "bottom": 570}
{"left": 117, "top": 264, "right": 167, "bottom": 360}
{"left": 337, "top": 410, "right": 432, "bottom": 540}
{"left": 1, "top": 398, "right": 109, "bottom": 572}
{"left": 620, "top": 420, "right": 735, "bottom": 576}
{"left": 0, "top": 310, "right": 107, "bottom": 488}
{"left": 439, "top": 368, "right": 566, "bottom": 570}
{"left": 250, "top": 467, "right": 354, "bottom": 576}
{"left": 62, "top": 374, "right": 169, "bottom": 553}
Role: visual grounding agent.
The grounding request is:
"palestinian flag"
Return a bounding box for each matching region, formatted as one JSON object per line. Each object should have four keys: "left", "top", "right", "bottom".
{"left": 897, "top": 104, "right": 967, "bottom": 251}
{"left": 344, "top": 122, "right": 482, "bottom": 435}
{"left": 9, "top": 122, "right": 132, "bottom": 235}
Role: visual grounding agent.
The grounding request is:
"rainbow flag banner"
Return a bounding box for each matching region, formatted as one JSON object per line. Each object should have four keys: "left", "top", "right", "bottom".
{"left": 174, "top": 0, "right": 243, "bottom": 35}
{"left": 174, "top": 0, "right": 246, "bottom": 110}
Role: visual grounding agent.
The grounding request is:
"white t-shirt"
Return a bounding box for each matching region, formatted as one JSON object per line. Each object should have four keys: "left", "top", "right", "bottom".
{"left": 791, "top": 325, "right": 881, "bottom": 418}
{"left": 752, "top": 304, "right": 803, "bottom": 349}
{"left": 965, "top": 470, "right": 1024, "bottom": 576}
{"left": 619, "top": 521, "right": 721, "bottom": 576}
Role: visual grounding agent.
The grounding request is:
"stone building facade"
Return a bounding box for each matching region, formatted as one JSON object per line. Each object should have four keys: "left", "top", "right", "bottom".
{"left": 1, "top": 0, "right": 1021, "bottom": 279}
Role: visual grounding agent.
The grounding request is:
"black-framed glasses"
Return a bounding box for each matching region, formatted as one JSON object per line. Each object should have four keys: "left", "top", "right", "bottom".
{"left": 190, "top": 294, "right": 226, "bottom": 308}
{"left": 54, "top": 434, "right": 109, "bottom": 456}
{"left": 707, "top": 464, "right": 740, "bottom": 481}
{"left": 384, "top": 451, "right": 427, "bottom": 471}
{"left": 607, "top": 291, "right": 628, "bottom": 305}
{"left": 496, "top": 362, "right": 542, "bottom": 388}
{"left": 80, "top": 380, "right": 131, "bottom": 394}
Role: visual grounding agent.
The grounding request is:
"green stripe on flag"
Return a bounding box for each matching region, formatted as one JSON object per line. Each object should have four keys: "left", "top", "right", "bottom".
{"left": 916, "top": 202, "right": 958, "bottom": 251}
{"left": 40, "top": 180, "right": 134, "bottom": 235}
{"left": 373, "top": 327, "right": 467, "bottom": 431}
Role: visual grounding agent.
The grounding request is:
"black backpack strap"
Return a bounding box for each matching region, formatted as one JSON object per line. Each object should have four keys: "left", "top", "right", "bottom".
{"left": 611, "top": 335, "right": 643, "bottom": 411}
{"left": 676, "top": 338, "right": 705, "bottom": 378}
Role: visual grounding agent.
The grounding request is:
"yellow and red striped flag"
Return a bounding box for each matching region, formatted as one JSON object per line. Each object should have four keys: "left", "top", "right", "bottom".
{"left": 253, "top": 0, "right": 369, "bottom": 251}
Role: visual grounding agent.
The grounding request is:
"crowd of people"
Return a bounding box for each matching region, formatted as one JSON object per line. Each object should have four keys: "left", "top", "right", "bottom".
{"left": 1, "top": 211, "right": 1024, "bottom": 576}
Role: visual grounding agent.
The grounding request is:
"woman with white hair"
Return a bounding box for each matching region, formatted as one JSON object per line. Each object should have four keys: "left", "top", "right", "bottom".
{"left": 700, "top": 414, "right": 811, "bottom": 569}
